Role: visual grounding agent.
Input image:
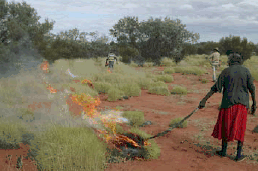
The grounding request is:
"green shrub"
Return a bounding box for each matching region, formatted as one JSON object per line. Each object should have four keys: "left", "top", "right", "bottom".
{"left": 171, "top": 86, "right": 188, "bottom": 95}
{"left": 169, "top": 117, "right": 187, "bottom": 128}
{"left": 156, "top": 74, "right": 174, "bottom": 83}
{"left": 122, "top": 111, "right": 145, "bottom": 127}
{"left": 120, "top": 83, "right": 141, "bottom": 97}
{"left": 164, "top": 67, "right": 175, "bottom": 74}
{"left": 148, "top": 86, "right": 170, "bottom": 96}
{"left": 129, "top": 127, "right": 160, "bottom": 160}
{"left": 93, "top": 82, "right": 112, "bottom": 94}
{"left": 107, "top": 87, "right": 125, "bottom": 101}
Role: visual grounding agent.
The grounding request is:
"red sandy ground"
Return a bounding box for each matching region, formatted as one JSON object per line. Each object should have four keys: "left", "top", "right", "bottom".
{"left": 1, "top": 66, "right": 257, "bottom": 171}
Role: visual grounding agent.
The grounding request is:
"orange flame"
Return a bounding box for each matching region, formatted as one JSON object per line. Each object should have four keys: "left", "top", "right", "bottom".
{"left": 40, "top": 61, "right": 49, "bottom": 73}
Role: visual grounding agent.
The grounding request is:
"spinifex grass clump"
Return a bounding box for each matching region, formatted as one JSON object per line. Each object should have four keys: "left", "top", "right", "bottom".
{"left": 93, "top": 82, "right": 112, "bottom": 94}
{"left": 169, "top": 117, "right": 188, "bottom": 128}
{"left": 107, "top": 87, "right": 125, "bottom": 102}
{"left": 164, "top": 67, "right": 175, "bottom": 74}
{"left": 160, "top": 57, "right": 176, "bottom": 67}
{"left": 137, "top": 77, "right": 153, "bottom": 90}
{"left": 171, "top": 86, "right": 188, "bottom": 95}
{"left": 156, "top": 74, "right": 174, "bottom": 83}
{"left": 70, "top": 93, "right": 101, "bottom": 118}
{"left": 148, "top": 81, "right": 170, "bottom": 96}
{"left": 148, "top": 86, "right": 170, "bottom": 96}
{"left": 129, "top": 127, "right": 160, "bottom": 160}
{"left": 29, "top": 125, "right": 108, "bottom": 171}
{"left": 122, "top": 111, "right": 145, "bottom": 127}
{"left": 119, "top": 83, "right": 141, "bottom": 97}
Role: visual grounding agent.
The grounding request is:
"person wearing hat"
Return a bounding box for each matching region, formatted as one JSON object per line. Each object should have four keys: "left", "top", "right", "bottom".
{"left": 198, "top": 52, "right": 256, "bottom": 162}
{"left": 106, "top": 52, "right": 119, "bottom": 72}
{"left": 208, "top": 48, "right": 220, "bottom": 82}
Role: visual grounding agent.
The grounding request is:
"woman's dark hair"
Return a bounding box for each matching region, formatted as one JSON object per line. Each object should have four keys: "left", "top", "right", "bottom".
{"left": 228, "top": 52, "right": 243, "bottom": 64}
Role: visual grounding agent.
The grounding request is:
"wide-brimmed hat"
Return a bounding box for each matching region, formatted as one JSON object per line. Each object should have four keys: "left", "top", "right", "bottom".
{"left": 213, "top": 48, "right": 219, "bottom": 52}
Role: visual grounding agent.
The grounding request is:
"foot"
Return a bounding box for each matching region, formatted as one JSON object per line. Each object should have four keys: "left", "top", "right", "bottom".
{"left": 234, "top": 155, "right": 247, "bottom": 162}
{"left": 215, "top": 150, "right": 226, "bottom": 157}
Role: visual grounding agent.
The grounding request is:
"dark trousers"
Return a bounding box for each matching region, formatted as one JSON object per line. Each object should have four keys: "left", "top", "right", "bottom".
{"left": 108, "top": 61, "right": 114, "bottom": 70}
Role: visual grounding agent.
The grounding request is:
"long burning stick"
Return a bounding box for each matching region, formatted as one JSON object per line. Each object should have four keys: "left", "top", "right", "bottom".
{"left": 145, "top": 107, "right": 199, "bottom": 141}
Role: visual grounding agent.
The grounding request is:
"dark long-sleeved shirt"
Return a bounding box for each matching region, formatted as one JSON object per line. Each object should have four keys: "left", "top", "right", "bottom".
{"left": 211, "top": 63, "right": 256, "bottom": 109}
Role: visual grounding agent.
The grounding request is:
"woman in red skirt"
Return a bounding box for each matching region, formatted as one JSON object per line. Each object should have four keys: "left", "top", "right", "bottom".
{"left": 198, "top": 52, "right": 256, "bottom": 162}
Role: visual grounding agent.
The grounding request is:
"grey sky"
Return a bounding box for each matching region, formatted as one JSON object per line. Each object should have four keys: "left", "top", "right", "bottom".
{"left": 7, "top": 0, "right": 258, "bottom": 44}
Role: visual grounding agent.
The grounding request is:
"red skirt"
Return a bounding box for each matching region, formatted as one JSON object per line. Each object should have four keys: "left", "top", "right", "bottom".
{"left": 211, "top": 104, "right": 248, "bottom": 142}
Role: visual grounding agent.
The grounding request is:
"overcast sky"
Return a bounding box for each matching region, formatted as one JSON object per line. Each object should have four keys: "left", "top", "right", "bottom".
{"left": 7, "top": 0, "right": 258, "bottom": 44}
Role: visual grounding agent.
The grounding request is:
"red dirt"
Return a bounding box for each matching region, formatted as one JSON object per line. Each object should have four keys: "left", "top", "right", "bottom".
{"left": 1, "top": 66, "right": 257, "bottom": 171}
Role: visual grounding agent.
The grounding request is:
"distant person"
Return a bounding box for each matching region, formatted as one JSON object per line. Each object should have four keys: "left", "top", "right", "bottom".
{"left": 198, "top": 52, "right": 256, "bottom": 162}
{"left": 106, "top": 52, "right": 119, "bottom": 72}
{"left": 208, "top": 48, "right": 220, "bottom": 82}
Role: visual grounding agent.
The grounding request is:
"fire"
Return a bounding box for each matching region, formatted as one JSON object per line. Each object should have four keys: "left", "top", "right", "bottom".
{"left": 46, "top": 84, "right": 57, "bottom": 93}
{"left": 107, "top": 69, "right": 112, "bottom": 73}
{"left": 40, "top": 61, "right": 49, "bottom": 73}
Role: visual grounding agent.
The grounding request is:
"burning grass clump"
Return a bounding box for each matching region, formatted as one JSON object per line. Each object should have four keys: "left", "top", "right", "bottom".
{"left": 129, "top": 127, "right": 161, "bottom": 160}
{"left": 104, "top": 124, "right": 126, "bottom": 135}
{"left": 169, "top": 117, "right": 188, "bottom": 128}
{"left": 171, "top": 86, "right": 188, "bottom": 95}
{"left": 107, "top": 87, "right": 125, "bottom": 102}
{"left": 93, "top": 82, "right": 112, "bottom": 94}
{"left": 119, "top": 83, "right": 141, "bottom": 97}
{"left": 63, "top": 82, "right": 98, "bottom": 97}
{"left": 122, "top": 111, "right": 145, "bottom": 127}
{"left": 29, "top": 125, "right": 108, "bottom": 171}
{"left": 156, "top": 74, "right": 174, "bottom": 83}
{"left": 164, "top": 67, "right": 175, "bottom": 74}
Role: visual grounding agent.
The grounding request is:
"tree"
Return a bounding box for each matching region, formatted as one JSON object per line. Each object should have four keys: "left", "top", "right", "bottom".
{"left": 138, "top": 17, "right": 200, "bottom": 64}
{"left": 219, "top": 35, "right": 255, "bottom": 61}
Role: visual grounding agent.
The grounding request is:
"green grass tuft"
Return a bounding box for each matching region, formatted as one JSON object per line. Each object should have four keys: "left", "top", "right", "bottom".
{"left": 107, "top": 87, "right": 125, "bottom": 101}
{"left": 156, "top": 74, "right": 174, "bottom": 83}
{"left": 171, "top": 86, "right": 188, "bottom": 95}
{"left": 93, "top": 82, "right": 112, "bottom": 94}
{"left": 164, "top": 67, "right": 175, "bottom": 74}
{"left": 169, "top": 117, "right": 188, "bottom": 128}
{"left": 122, "top": 111, "right": 145, "bottom": 127}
